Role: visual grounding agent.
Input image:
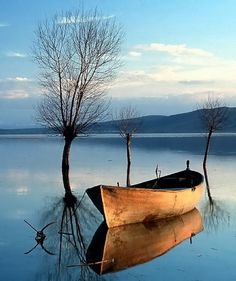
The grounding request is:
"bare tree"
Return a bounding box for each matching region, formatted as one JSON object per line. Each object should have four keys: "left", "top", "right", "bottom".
{"left": 32, "top": 10, "right": 123, "bottom": 196}
{"left": 115, "top": 106, "right": 140, "bottom": 186}
{"left": 198, "top": 96, "right": 228, "bottom": 167}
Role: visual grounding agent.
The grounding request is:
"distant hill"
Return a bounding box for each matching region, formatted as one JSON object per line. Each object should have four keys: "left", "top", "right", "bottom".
{"left": 0, "top": 128, "right": 52, "bottom": 135}
{"left": 92, "top": 107, "right": 236, "bottom": 133}
{"left": 1, "top": 107, "right": 236, "bottom": 134}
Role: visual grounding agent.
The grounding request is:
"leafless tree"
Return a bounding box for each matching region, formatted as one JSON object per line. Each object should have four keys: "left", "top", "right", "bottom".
{"left": 198, "top": 96, "right": 228, "bottom": 168}
{"left": 115, "top": 106, "right": 140, "bottom": 186}
{"left": 32, "top": 9, "right": 123, "bottom": 195}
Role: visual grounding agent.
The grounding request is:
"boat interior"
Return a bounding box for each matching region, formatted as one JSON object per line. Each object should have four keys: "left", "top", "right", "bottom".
{"left": 132, "top": 169, "right": 204, "bottom": 190}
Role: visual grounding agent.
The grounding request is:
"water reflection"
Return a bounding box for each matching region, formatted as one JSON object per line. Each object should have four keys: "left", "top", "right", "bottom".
{"left": 77, "top": 134, "right": 236, "bottom": 156}
{"left": 26, "top": 195, "right": 105, "bottom": 281}
{"left": 86, "top": 208, "right": 203, "bottom": 275}
{"left": 24, "top": 194, "right": 204, "bottom": 280}
{"left": 24, "top": 220, "right": 56, "bottom": 255}
{"left": 2, "top": 135, "right": 236, "bottom": 280}
{"left": 203, "top": 167, "right": 230, "bottom": 232}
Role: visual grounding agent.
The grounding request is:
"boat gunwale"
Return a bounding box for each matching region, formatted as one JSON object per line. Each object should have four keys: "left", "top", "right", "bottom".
{"left": 100, "top": 182, "right": 204, "bottom": 194}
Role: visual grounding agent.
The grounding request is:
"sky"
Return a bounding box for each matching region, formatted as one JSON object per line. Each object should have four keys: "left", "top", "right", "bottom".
{"left": 1, "top": 0, "right": 236, "bottom": 127}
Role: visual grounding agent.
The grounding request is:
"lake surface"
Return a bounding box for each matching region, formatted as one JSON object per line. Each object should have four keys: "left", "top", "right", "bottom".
{"left": 1, "top": 134, "right": 236, "bottom": 281}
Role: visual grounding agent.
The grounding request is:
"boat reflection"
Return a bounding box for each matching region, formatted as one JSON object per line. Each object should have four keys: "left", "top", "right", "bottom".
{"left": 86, "top": 208, "right": 203, "bottom": 275}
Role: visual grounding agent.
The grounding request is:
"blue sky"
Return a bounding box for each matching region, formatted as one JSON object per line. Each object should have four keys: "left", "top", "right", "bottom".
{"left": 1, "top": 0, "right": 236, "bottom": 127}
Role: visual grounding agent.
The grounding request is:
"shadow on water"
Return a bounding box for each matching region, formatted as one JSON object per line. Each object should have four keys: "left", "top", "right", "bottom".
{"left": 203, "top": 167, "right": 230, "bottom": 232}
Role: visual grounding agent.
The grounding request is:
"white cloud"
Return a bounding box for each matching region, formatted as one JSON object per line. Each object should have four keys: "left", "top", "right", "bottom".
{"left": 58, "top": 14, "right": 115, "bottom": 24}
{"left": 122, "top": 41, "right": 236, "bottom": 94}
{"left": 0, "top": 77, "right": 40, "bottom": 102}
{"left": 0, "top": 90, "right": 29, "bottom": 99}
{"left": 129, "top": 51, "right": 142, "bottom": 57}
{"left": 178, "top": 80, "right": 214, "bottom": 85}
{"left": 6, "top": 51, "right": 27, "bottom": 58}
{"left": 16, "top": 186, "right": 29, "bottom": 196}
{"left": 111, "top": 70, "right": 151, "bottom": 89}
{"left": 7, "top": 77, "right": 31, "bottom": 82}
{"left": 134, "top": 43, "right": 213, "bottom": 58}
{"left": 109, "top": 58, "right": 236, "bottom": 102}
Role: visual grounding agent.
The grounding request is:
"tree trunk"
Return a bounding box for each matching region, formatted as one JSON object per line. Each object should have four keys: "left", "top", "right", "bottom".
{"left": 126, "top": 134, "right": 131, "bottom": 187}
{"left": 203, "top": 165, "right": 213, "bottom": 204}
{"left": 62, "top": 137, "right": 73, "bottom": 195}
{"left": 203, "top": 127, "right": 213, "bottom": 168}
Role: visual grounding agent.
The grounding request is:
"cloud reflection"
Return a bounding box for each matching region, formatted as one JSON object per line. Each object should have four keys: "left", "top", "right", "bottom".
{"left": 16, "top": 186, "right": 29, "bottom": 196}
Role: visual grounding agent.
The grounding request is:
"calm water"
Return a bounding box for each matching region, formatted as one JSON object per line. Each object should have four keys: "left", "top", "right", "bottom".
{"left": 1, "top": 134, "right": 236, "bottom": 281}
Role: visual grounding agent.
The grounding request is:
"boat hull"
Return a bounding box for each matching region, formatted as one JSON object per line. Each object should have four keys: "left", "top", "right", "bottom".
{"left": 101, "top": 184, "right": 203, "bottom": 227}
{"left": 86, "top": 169, "right": 204, "bottom": 228}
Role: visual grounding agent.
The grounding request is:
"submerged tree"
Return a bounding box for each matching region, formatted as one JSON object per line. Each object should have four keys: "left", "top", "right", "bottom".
{"left": 32, "top": 9, "right": 123, "bottom": 195}
{"left": 116, "top": 106, "right": 140, "bottom": 186}
{"left": 198, "top": 96, "right": 228, "bottom": 168}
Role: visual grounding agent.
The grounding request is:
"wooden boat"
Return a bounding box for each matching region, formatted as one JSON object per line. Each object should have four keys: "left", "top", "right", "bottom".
{"left": 86, "top": 167, "right": 204, "bottom": 228}
{"left": 86, "top": 208, "right": 203, "bottom": 275}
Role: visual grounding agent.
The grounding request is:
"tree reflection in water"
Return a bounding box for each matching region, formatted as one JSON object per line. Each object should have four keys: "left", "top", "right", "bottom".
{"left": 24, "top": 220, "right": 56, "bottom": 255}
{"left": 203, "top": 167, "right": 230, "bottom": 232}
{"left": 32, "top": 193, "right": 108, "bottom": 281}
